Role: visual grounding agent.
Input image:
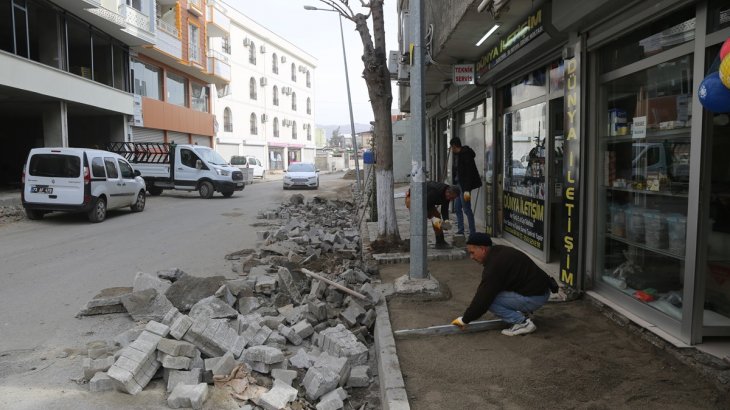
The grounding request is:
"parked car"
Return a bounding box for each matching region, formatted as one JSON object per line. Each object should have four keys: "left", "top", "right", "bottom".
{"left": 21, "top": 147, "right": 146, "bottom": 222}
{"left": 283, "top": 162, "right": 319, "bottom": 190}
{"left": 230, "top": 155, "right": 265, "bottom": 179}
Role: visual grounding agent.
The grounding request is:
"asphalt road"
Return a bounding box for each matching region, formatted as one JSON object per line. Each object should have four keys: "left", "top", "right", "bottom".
{"left": 0, "top": 172, "right": 351, "bottom": 409}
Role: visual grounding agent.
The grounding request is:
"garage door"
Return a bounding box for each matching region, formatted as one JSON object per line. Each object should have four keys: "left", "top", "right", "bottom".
{"left": 192, "top": 134, "right": 212, "bottom": 147}
{"left": 216, "top": 143, "right": 240, "bottom": 163}
{"left": 132, "top": 127, "right": 164, "bottom": 143}
{"left": 167, "top": 131, "right": 189, "bottom": 144}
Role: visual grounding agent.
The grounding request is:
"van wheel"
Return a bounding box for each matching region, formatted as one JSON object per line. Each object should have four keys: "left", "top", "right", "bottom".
{"left": 131, "top": 190, "right": 146, "bottom": 212}
{"left": 148, "top": 186, "right": 163, "bottom": 196}
{"left": 221, "top": 189, "right": 234, "bottom": 198}
{"left": 199, "top": 181, "right": 214, "bottom": 199}
{"left": 25, "top": 209, "right": 44, "bottom": 220}
{"left": 88, "top": 197, "right": 107, "bottom": 223}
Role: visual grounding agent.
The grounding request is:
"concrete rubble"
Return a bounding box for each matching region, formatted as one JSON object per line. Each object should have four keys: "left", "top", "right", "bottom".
{"left": 76, "top": 195, "right": 382, "bottom": 409}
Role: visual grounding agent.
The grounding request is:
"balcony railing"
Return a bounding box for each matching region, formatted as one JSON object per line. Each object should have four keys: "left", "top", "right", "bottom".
{"left": 206, "top": 0, "right": 230, "bottom": 37}
{"left": 207, "top": 51, "right": 231, "bottom": 81}
{"left": 118, "top": 3, "right": 151, "bottom": 32}
{"left": 155, "top": 23, "right": 182, "bottom": 59}
{"left": 156, "top": 18, "right": 179, "bottom": 38}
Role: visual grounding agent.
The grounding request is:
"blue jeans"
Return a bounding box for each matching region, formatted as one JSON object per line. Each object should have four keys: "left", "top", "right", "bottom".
{"left": 453, "top": 192, "right": 476, "bottom": 235}
{"left": 489, "top": 291, "right": 550, "bottom": 324}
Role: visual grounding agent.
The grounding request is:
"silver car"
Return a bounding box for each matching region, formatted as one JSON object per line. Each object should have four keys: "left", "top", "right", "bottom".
{"left": 283, "top": 162, "right": 319, "bottom": 190}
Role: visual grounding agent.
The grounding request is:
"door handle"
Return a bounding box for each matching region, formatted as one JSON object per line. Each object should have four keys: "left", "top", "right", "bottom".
{"left": 177, "top": 167, "right": 184, "bottom": 170}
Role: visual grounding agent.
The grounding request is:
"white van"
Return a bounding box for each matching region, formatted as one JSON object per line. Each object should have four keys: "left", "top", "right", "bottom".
{"left": 22, "top": 148, "right": 147, "bottom": 222}
{"left": 230, "top": 155, "right": 265, "bottom": 179}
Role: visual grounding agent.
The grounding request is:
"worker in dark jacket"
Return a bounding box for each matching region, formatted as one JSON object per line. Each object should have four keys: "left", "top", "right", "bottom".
{"left": 451, "top": 233, "right": 557, "bottom": 336}
{"left": 406, "top": 181, "right": 459, "bottom": 249}
{"left": 450, "top": 137, "right": 482, "bottom": 237}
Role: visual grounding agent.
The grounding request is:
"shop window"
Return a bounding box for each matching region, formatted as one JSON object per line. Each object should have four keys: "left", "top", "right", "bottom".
{"left": 273, "top": 118, "right": 280, "bottom": 137}
{"left": 249, "top": 77, "right": 257, "bottom": 100}
{"left": 272, "top": 53, "right": 278, "bottom": 73}
{"left": 191, "top": 82, "right": 208, "bottom": 112}
{"left": 459, "top": 102, "right": 485, "bottom": 124}
{"left": 224, "top": 107, "right": 233, "bottom": 132}
{"left": 708, "top": 0, "right": 730, "bottom": 33}
{"left": 250, "top": 113, "right": 258, "bottom": 135}
{"left": 503, "top": 69, "right": 546, "bottom": 107}
{"left": 166, "top": 71, "right": 187, "bottom": 107}
{"left": 599, "top": 7, "right": 695, "bottom": 74}
{"left": 549, "top": 60, "right": 565, "bottom": 93}
{"left": 132, "top": 58, "right": 162, "bottom": 100}
{"left": 597, "top": 54, "right": 693, "bottom": 321}
{"left": 273, "top": 86, "right": 279, "bottom": 105}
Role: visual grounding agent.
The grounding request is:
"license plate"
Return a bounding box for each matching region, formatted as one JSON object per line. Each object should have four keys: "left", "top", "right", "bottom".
{"left": 31, "top": 186, "right": 53, "bottom": 194}
{"left": 236, "top": 182, "right": 243, "bottom": 187}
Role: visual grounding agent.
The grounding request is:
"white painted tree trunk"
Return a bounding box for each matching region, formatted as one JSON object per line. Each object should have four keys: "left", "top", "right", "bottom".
{"left": 376, "top": 168, "right": 399, "bottom": 240}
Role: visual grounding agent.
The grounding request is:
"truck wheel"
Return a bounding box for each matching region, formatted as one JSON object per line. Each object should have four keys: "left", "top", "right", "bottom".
{"left": 131, "top": 190, "right": 146, "bottom": 212}
{"left": 221, "top": 190, "right": 234, "bottom": 198}
{"left": 148, "top": 186, "right": 163, "bottom": 196}
{"left": 25, "top": 209, "right": 44, "bottom": 220}
{"left": 88, "top": 197, "right": 107, "bottom": 223}
{"left": 199, "top": 181, "right": 214, "bottom": 199}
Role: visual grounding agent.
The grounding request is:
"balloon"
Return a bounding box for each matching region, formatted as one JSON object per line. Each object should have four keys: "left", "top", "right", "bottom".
{"left": 699, "top": 72, "right": 730, "bottom": 113}
{"left": 721, "top": 38, "right": 730, "bottom": 60}
{"left": 720, "top": 54, "right": 730, "bottom": 89}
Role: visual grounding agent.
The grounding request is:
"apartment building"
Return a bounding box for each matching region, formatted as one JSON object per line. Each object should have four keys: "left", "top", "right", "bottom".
{"left": 211, "top": 3, "right": 317, "bottom": 171}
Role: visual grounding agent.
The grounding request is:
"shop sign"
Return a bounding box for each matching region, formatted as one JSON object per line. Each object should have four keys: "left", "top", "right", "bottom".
{"left": 503, "top": 191, "right": 545, "bottom": 251}
{"left": 561, "top": 53, "right": 581, "bottom": 288}
{"left": 453, "top": 64, "right": 475, "bottom": 85}
{"left": 476, "top": 8, "right": 544, "bottom": 77}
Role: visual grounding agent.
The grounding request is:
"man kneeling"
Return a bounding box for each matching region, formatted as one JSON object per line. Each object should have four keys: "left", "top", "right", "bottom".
{"left": 452, "top": 233, "right": 558, "bottom": 336}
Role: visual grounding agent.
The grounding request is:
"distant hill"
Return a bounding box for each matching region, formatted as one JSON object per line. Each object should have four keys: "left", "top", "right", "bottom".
{"left": 318, "top": 123, "right": 372, "bottom": 140}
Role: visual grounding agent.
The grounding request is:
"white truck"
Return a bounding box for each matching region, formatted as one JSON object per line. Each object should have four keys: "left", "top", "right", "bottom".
{"left": 107, "top": 142, "right": 245, "bottom": 198}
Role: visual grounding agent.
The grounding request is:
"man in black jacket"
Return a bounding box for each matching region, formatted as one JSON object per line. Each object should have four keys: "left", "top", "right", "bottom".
{"left": 406, "top": 181, "right": 459, "bottom": 249}
{"left": 451, "top": 233, "right": 557, "bottom": 336}
{"left": 450, "top": 137, "right": 482, "bottom": 237}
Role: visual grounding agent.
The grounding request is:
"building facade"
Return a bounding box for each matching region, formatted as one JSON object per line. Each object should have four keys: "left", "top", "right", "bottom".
{"left": 211, "top": 4, "right": 317, "bottom": 172}
{"left": 396, "top": 0, "right": 730, "bottom": 349}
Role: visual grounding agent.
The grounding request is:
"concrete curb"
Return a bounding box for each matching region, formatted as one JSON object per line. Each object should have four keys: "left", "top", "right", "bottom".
{"left": 374, "top": 299, "right": 411, "bottom": 410}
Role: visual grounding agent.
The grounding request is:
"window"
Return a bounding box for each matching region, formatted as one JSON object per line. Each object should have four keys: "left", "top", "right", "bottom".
{"left": 306, "top": 71, "right": 311, "bottom": 87}
{"left": 91, "top": 157, "right": 106, "bottom": 177}
{"left": 191, "top": 82, "right": 209, "bottom": 112}
{"left": 132, "top": 59, "right": 162, "bottom": 100}
{"left": 292, "top": 121, "right": 297, "bottom": 139}
{"left": 292, "top": 92, "right": 297, "bottom": 111}
{"left": 166, "top": 71, "right": 187, "bottom": 106}
{"left": 189, "top": 24, "right": 200, "bottom": 63}
{"left": 29, "top": 154, "right": 80, "bottom": 178}
{"left": 272, "top": 53, "right": 278, "bottom": 74}
{"left": 273, "top": 86, "right": 279, "bottom": 106}
{"left": 127, "top": 0, "right": 142, "bottom": 11}
{"left": 306, "top": 124, "right": 312, "bottom": 141}
{"left": 104, "top": 158, "right": 119, "bottom": 178}
{"left": 307, "top": 97, "right": 311, "bottom": 114}
{"left": 180, "top": 149, "right": 198, "bottom": 168}
{"left": 118, "top": 160, "right": 135, "bottom": 179}
{"left": 249, "top": 77, "right": 257, "bottom": 100}
{"left": 291, "top": 63, "right": 296, "bottom": 81}
{"left": 273, "top": 118, "right": 279, "bottom": 137}
{"left": 224, "top": 107, "right": 233, "bottom": 132}
{"left": 249, "top": 41, "right": 257, "bottom": 64}
{"left": 222, "top": 36, "right": 231, "bottom": 54}
{"left": 250, "top": 113, "right": 258, "bottom": 135}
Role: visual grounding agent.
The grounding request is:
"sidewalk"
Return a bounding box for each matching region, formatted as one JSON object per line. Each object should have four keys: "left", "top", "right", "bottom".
{"left": 363, "top": 186, "right": 730, "bottom": 409}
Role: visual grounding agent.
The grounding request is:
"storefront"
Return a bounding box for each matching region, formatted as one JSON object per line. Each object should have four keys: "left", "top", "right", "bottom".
{"left": 585, "top": 0, "right": 730, "bottom": 343}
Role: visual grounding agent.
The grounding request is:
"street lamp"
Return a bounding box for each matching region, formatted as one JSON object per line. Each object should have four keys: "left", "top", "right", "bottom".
{"left": 303, "top": 5, "right": 362, "bottom": 193}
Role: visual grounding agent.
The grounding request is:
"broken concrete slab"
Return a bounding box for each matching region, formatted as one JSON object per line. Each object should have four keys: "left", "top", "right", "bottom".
{"left": 165, "top": 275, "right": 227, "bottom": 312}
{"left": 76, "top": 287, "right": 132, "bottom": 317}
{"left": 188, "top": 296, "right": 239, "bottom": 321}
{"left": 120, "top": 288, "right": 175, "bottom": 323}
{"left": 302, "top": 353, "right": 350, "bottom": 401}
{"left": 132, "top": 271, "right": 171, "bottom": 295}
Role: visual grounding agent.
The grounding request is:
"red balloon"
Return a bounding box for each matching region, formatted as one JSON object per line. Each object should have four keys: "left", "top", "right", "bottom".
{"left": 721, "top": 38, "right": 730, "bottom": 60}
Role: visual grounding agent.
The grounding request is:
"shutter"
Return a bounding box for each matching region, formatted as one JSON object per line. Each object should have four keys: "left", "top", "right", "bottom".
{"left": 167, "top": 131, "right": 189, "bottom": 144}
{"left": 132, "top": 127, "right": 165, "bottom": 143}
{"left": 192, "top": 134, "right": 212, "bottom": 147}
{"left": 216, "top": 143, "right": 240, "bottom": 162}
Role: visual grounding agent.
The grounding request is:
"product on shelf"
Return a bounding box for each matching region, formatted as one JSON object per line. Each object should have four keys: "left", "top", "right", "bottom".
{"left": 626, "top": 207, "right": 646, "bottom": 243}
{"left": 666, "top": 213, "right": 687, "bottom": 254}
{"left": 644, "top": 210, "right": 668, "bottom": 249}
{"left": 609, "top": 205, "right": 626, "bottom": 238}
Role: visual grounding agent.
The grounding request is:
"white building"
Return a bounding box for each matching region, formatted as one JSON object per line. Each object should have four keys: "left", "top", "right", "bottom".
{"left": 211, "top": 2, "right": 317, "bottom": 171}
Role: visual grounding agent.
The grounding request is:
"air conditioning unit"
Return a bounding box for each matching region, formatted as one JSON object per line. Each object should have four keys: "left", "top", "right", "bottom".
{"left": 261, "top": 113, "right": 268, "bottom": 122}
{"left": 260, "top": 45, "right": 266, "bottom": 53}
{"left": 243, "top": 38, "right": 250, "bottom": 47}
{"left": 281, "top": 56, "right": 287, "bottom": 63}
{"left": 260, "top": 77, "right": 267, "bottom": 87}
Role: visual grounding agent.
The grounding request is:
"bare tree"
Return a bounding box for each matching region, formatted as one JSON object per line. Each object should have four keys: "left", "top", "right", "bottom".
{"left": 317, "top": 0, "right": 400, "bottom": 245}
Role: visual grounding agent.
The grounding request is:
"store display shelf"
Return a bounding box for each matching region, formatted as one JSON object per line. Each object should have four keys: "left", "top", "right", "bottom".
{"left": 602, "top": 127, "right": 691, "bottom": 143}
{"left": 604, "top": 186, "right": 688, "bottom": 198}
{"left": 606, "top": 233, "right": 685, "bottom": 260}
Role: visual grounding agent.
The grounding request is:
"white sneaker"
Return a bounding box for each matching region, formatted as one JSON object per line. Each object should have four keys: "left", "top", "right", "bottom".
{"left": 501, "top": 318, "right": 537, "bottom": 336}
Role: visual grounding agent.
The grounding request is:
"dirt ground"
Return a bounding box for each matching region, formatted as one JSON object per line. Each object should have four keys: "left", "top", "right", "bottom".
{"left": 380, "top": 258, "right": 730, "bottom": 410}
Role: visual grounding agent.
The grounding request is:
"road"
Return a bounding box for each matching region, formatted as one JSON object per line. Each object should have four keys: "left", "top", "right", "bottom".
{"left": 0, "top": 172, "right": 352, "bottom": 409}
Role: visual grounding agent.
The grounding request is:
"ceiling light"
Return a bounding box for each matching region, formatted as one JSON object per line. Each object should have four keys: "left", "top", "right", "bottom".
{"left": 475, "top": 24, "right": 500, "bottom": 47}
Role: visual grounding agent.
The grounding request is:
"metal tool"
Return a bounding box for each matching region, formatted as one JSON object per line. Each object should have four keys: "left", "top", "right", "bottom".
{"left": 393, "top": 319, "right": 506, "bottom": 338}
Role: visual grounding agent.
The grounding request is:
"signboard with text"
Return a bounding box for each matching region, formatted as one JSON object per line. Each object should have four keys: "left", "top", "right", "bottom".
{"left": 453, "top": 64, "right": 475, "bottom": 85}
{"left": 503, "top": 191, "right": 545, "bottom": 251}
{"left": 476, "top": 8, "right": 544, "bottom": 77}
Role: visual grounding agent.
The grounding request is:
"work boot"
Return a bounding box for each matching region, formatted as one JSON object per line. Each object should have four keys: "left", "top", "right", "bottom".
{"left": 435, "top": 233, "right": 452, "bottom": 249}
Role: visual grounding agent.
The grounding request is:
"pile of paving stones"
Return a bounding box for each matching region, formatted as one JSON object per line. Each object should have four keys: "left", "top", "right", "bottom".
{"left": 0, "top": 205, "right": 24, "bottom": 224}
{"left": 77, "top": 194, "right": 381, "bottom": 409}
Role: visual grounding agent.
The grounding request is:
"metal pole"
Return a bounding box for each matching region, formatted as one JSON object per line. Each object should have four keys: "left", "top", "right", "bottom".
{"left": 339, "top": 14, "right": 362, "bottom": 193}
{"left": 409, "top": 0, "right": 427, "bottom": 279}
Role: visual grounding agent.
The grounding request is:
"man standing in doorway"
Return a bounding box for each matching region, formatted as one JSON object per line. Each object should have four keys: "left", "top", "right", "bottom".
{"left": 450, "top": 137, "right": 482, "bottom": 237}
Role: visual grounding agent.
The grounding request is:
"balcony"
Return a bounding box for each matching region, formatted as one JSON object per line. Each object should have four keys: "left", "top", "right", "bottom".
{"left": 188, "top": 0, "right": 204, "bottom": 16}
{"left": 155, "top": 18, "right": 182, "bottom": 59}
{"left": 206, "top": 0, "right": 230, "bottom": 37}
{"left": 207, "top": 50, "right": 231, "bottom": 83}
{"left": 118, "top": 3, "right": 156, "bottom": 44}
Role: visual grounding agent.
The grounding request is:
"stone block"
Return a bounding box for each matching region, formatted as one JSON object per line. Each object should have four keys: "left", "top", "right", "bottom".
{"left": 132, "top": 271, "right": 171, "bottom": 295}
{"left": 170, "top": 314, "right": 194, "bottom": 340}
{"left": 278, "top": 324, "right": 303, "bottom": 346}
{"left": 165, "top": 275, "right": 226, "bottom": 313}
{"left": 255, "top": 275, "right": 278, "bottom": 295}
{"left": 266, "top": 331, "right": 287, "bottom": 349}
{"left": 277, "top": 267, "right": 302, "bottom": 303}
{"left": 238, "top": 296, "right": 260, "bottom": 315}
{"left": 309, "top": 279, "right": 328, "bottom": 299}
{"left": 347, "top": 365, "right": 370, "bottom": 387}
{"left": 316, "top": 387, "right": 348, "bottom": 410}
{"left": 271, "top": 369, "right": 298, "bottom": 386}
{"left": 288, "top": 348, "right": 316, "bottom": 369}
{"left": 162, "top": 307, "right": 182, "bottom": 326}
{"left": 214, "top": 284, "right": 237, "bottom": 306}
{"left": 308, "top": 300, "right": 328, "bottom": 321}
{"left": 167, "top": 383, "right": 209, "bottom": 410}
{"left": 158, "top": 353, "right": 192, "bottom": 370}
{"left": 360, "top": 309, "right": 377, "bottom": 328}
{"left": 292, "top": 320, "right": 314, "bottom": 339}
{"left": 259, "top": 380, "right": 298, "bottom": 410}
{"left": 211, "top": 351, "right": 237, "bottom": 377}
{"left": 120, "top": 288, "right": 175, "bottom": 323}
{"left": 166, "top": 368, "right": 202, "bottom": 393}
{"left": 189, "top": 296, "right": 238, "bottom": 321}
{"left": 302, "top": 353, "right": 350, "bottom": 401}
{"left": 76, "top": 287, "right": 131, "bottom": 317}
{"left": 318, "top": 325, "right": 368, "bottom": 365}
{"left": 89, "top": 372, "right": 114, "bottom": 392}
{"left": 83, "top": 356, "right": 115, "bottom": 381}
{"left": 157, "top": 339, "right": 197, "bottom": 358}
{"left": 144, "top": 320, "right": 170, "bottom": 337}
{"left": 107, "top": 365, "right": 143, "bottom": 395}
{"left": 244, "top": 345, "right": 284, "bottom": 365}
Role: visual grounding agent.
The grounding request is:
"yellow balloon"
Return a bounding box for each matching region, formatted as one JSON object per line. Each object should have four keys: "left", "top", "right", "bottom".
{"left": 720, "top": 55, "right": 730, "bottom": 89}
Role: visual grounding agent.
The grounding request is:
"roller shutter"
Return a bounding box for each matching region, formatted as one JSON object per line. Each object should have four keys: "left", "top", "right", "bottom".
{"left": 216, "top": 143, "right": 240, "bottom": 163}
{"left": 192, "top": 134, "right": 212, "bottom": 147}
{"left": 167, "top": 131, "right": 189, "bottom": 144}
{"left": 131, "top": 127, "right": 164, "bottom": 143}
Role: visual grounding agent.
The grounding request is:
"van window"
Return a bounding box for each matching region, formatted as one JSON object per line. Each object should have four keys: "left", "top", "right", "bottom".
{"left": 104, "top": 158, "right": 119, "bottom": 178}
{"left": 29, "top": 154, "right": 81, "bottom": 178}
{"left": 230, "top": 156, "right": 247, "bottom": 165}
{"left": 118, "top": 160, "right": 135, "bottom": 179}
{"left": 91, "top": 157, "right": 106, "bottom": 178}
{"left": 180, "top": 149, "right": 198, "bottom": 168}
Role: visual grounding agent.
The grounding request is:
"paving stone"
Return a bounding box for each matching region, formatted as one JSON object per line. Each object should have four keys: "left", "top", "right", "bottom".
{"left": 167, "top": 383, "right": 209, "bottom": 409}
{"left": 317, "top": 324, "right": 368, "bottom": 365}
{"left": 83, "top": 356, "right": 115, "bottom": 381}
{"left": 259, "top": 380, "right": 298, "bottom": 410}
{"left": 120, "top": 288, "right": 175, "bottom": 323}
{"left": 339, "top": 303, "right": 366, "bottom": 327}
{"left": 316, "top": 387, "right": 348, "bottom": 410}
{"left": 211, "top": 351, "right": 237, "bottom": 376}
{"left": 170, "top": 314, "right": 194, "bottom": 340}
{"left": 158, "top": 353, "right": 192, "bottom": 370}
{"left": 157, "top": 339, "right": 197, "bottom": 358}
{"left": 144, "top": 321, "right": 170, "bottom": 337}
{"left": 347, "top": 365, "right": 370, "bottom": 387}
{"left": 162, "top": 307, "right": 182, "bottom": 326}
{"left": 166, "top": 368, "right": 202, "bottom": 393}
{"left": 292, "top": 320, "right": 314, "bottom": 339}
{"left": 271, "top": 369, "right": 298, "bottom": 386}
{"left": 244, "top": 345, "right": 285, "bottom": 365}
{"left": 165, "top": 275, "right": 227, "bottom": 312}
{"left": 278, "top": 324, "right": 303, "bottom": 346}
{"left": 132, "top": 271, "right": 171, "bottom": 295}
{"left": 309, "top": 279, "right": 328, "bottom": 299}
{"left": 238, "top": 296, "right": 260, "bottom": 314}
{"left": 302, "top": 353, "right": 350, "bottom": 401}
{"left": 89, "top": 372, "right": 114, "bottom": 392}
{"left": 308, "top": 300, "right": 328, "bottom": 321}
{"left": 255, "top": 275, "right": 278, "bottom": 295}
{"left": 214, "top": 284, "right": 237, "bottom": 306}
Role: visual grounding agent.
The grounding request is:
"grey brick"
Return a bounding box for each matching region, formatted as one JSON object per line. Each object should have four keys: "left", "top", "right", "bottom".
{"left": 83, "top": 356, "right": 115, "bottom": 381}
{"left": 302, "top": 353, "right": 350, "bottom": 400}
{"left": 347, "top": 365, "right": 370, "bottom": 387}
{"left": 308, "top": 300, "right": 328, "bottom": 321}
{"left": 89, "top": 372, "right": 114, "bottom": 392}
{"left": 144, "top": 320, "right": 170, "bottom": 337}
{"left": 157, "top": 339, "right": 197, "bottom": 358}
{"left": 259, "top": 380, "right": 298, "bottom": 410}
{"left": 167, "top": 383, "right": 209, "bottom": 410}
{"left": 159, "top": 353, "right": 192, "bottom": 370}
{"left": 278, "top": 324, "right": 303, "bottom": 345}
{"left": 211, "top": 351, "right": 237, "bottom": 376}
{"left": 288, "top": 349, "right": 316, "bottom": 369}
{"left": 292, "top": 320, "right": 314, "bottom": 339}
{"left": 271, "top": 369, "right": 298, "bottom": 386}
{"left": 244, "top": 345, "right": 284, "bottom": 365}
{"left": 166, "top": 369, "right": 202, "bottom": 393}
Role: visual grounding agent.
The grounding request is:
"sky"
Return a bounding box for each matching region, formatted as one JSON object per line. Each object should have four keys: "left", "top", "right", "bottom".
{"left": 225, "top": 0, "right": 399, "bottom": 126}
